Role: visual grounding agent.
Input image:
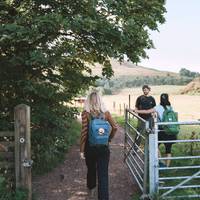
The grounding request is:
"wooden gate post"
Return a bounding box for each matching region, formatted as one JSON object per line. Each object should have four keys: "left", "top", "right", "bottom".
{"left": 14, "top": 104, "right": 32, "bottom": 200}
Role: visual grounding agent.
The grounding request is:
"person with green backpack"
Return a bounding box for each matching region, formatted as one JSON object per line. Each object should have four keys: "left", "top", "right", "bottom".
{"left": 135, "top": 93, "right": 179, "bottom": 167}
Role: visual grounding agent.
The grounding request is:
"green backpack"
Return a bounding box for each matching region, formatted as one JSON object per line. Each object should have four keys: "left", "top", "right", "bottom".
{"left": 162, "top": 106, "right": 180, "bottom": 135}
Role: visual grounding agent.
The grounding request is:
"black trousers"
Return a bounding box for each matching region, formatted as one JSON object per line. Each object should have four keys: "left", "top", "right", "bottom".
{"left": 158, "top": 128, "right": 177, "bottom": 154}
{"left": 85, "top": 145, "right": 110, "bottom": 200}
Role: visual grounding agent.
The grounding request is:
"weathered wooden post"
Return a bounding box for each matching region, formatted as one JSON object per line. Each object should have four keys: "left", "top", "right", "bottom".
{"left": 123, "top": 103, "right": 126, "bottom": 116}
{"left": 113, "top": 101, "right": 116, "bottom": 111}
{"left": 119, "top": 103, "right": 122, "bottom": 115}
{"left": 14, "top": 104, "right": 32, "bottom": 200}
{"left": 128, "top": 94, "right": 131, "bottom": 109}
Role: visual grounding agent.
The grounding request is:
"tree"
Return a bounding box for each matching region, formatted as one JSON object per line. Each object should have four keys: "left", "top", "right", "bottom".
{"left": 0, "top": 0, "right": 166, "bottom": 170}
{"left": 179, "top": 68, "right": 200, "bottom": 78}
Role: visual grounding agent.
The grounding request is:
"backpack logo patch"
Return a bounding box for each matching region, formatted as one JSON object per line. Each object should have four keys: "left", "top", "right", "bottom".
{"left": 98, "top": 128, "right": 105, "bottom": 135}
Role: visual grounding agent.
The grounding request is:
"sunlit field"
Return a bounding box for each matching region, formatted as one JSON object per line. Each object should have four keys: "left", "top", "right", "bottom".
{"left": 102, "top": 85, "right": 200, "bottom": 121}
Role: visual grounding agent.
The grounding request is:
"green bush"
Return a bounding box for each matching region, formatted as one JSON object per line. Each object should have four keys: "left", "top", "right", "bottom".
{"left": 32, "top": 120, "right": 81, "bottom": 174}
{"left": 0, "top": 176, "right": 28, "bottom": 200}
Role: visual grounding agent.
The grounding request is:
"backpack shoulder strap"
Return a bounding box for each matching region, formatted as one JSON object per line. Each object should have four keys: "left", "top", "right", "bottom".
{"left": 89, "top": 112, "right": 105, "bottom": 120}
{"left": 99, "top": 112, "right": 105, "bottom": 120}
{"left": 162, "top": 106, "right": 170, "bottom": 121}
{"left": 164, "top": 105, "right": 173, "bottom": 111}
{"left": 89, "top": 113, "right": 95, "bottom": 121}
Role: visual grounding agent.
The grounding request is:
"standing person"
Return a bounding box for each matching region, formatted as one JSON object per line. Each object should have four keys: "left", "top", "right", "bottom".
{"left": 135, "top": 93, "right": 177, "bottom": 167}
{"left": 134, "top": 85, "right": 156, "bottom": 148}
{"left": 80, "top": 91, "right": 117, "bottom": 200}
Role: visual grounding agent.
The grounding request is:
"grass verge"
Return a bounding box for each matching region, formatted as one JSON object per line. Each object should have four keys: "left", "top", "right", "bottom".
{"left": 113, "top": 115, "right": 125, "bottom": 127}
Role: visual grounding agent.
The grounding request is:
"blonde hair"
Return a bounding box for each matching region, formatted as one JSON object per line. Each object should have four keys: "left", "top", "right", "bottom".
{"left": 84, "top": 91, "right": 107, "bottom": 113}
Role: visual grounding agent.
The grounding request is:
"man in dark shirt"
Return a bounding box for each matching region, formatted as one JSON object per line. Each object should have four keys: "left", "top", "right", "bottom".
{"left": 135, "top": 85, "right": 156, "bottom": 119}
{"left": 134, "top": 85, "right": 156, "bottom": 149}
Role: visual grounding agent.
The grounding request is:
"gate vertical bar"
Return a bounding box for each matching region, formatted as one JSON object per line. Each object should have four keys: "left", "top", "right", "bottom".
{"left": 15, "top": 104, "right": 32, "bottom": 200}
{"left": 124, "top": 108, "right": 128, "bottom": 160}
{"left": 154, "top": 121, "right": 159, "bottom": 197}
{"left": 149, "top": 118, "right": 159, "bottom": 197}
{"left": 143, "top": 121, "right": 149, "bottom": 196}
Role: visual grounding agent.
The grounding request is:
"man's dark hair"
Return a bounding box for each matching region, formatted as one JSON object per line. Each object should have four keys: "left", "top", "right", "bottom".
{"left": 142, "top": 85, "right": 150, "bottom": 90}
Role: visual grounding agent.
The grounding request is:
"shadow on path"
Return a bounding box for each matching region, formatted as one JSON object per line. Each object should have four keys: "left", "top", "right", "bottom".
{"left": 33, "top": 125, "right": 139, "bottom": 200}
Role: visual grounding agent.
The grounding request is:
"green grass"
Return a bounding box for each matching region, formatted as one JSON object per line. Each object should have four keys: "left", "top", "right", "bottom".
{"left": 113, "top": 115, "right": 125, "bottom": 127}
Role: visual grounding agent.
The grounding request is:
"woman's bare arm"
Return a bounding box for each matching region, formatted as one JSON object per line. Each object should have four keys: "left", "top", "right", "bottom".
{"left": 135, "top": 108, "right": 155, "bottom": 114}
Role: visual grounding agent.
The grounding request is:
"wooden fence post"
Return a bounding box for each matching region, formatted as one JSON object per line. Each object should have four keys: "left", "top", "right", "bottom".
{"left": 14, "top": 104, "right": 32, "bottom": 200}
{"left": 113, "top": 101, "right": 116, "bottom": 111}
{"left": 119, "top": 103, "right": 122, "bottom": 115}
{"left": 123, "top": 103, "right": 126, "bottom": 116}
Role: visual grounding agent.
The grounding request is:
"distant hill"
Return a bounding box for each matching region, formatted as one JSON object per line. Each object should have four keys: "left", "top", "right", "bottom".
{"left": 181, "top": 77, "right": 200, "bottom": 94}
{"left": 93, "top": 59, "right": 193, "bottom": 95}
{"left": 93, "top": 59, "right": 179, "bottom": 77}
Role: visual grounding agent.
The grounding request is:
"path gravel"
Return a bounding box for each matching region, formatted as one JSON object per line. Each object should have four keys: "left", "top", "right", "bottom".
{"left": 33, "top": 125, "right": 139, "bottom": 200}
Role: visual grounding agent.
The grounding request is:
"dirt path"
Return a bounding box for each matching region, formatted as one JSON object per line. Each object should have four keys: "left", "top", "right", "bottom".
{"left": 33, "top": 126, "right": 139, "bottom": 200}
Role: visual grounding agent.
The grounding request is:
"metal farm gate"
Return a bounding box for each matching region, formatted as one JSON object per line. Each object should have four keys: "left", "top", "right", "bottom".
{"left": 124, "top": 108, "right": 200, "bottom": 199}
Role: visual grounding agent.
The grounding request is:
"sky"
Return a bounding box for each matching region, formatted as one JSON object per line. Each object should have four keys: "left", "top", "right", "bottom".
{"left": 139, "top": 0, "right": 200, "bottom": 73}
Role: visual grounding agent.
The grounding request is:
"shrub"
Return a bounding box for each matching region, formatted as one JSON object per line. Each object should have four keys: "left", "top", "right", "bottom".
{"left": 0, "top": 176, "right": 28, "bottom": 200}
{"left": 32, "top": 120, "right": 81, "bottom": 174}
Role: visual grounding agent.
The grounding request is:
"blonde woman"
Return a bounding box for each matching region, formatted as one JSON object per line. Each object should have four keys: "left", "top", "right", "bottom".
{"left": 80, "top": 91, "right": 117, "bottom": 200}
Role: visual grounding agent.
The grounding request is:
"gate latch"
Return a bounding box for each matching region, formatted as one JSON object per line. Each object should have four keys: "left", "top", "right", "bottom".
{"left": 22, "top": 159, "right": 33, "bottom": 168}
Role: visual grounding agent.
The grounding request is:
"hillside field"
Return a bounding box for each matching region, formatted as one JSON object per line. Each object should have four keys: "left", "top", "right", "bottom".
{"left": 92, "top": 59, "right": 179, "bottom": 77}
{"left": 102, "top": 85, "right": 200, "bottom": 120}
